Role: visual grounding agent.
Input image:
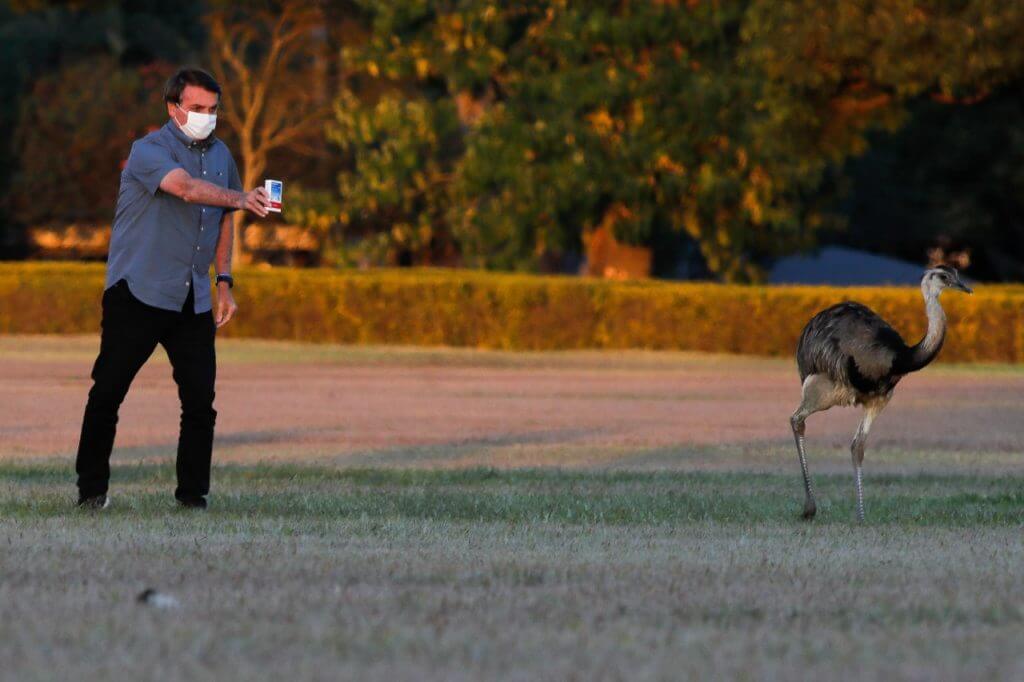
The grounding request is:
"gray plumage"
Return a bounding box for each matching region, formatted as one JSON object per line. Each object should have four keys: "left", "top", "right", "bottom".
{"left": 789, "top": 265, "right": 972, "bottom": 522}
{"left": 797, "top": 301, "right": 910, "bottom": 399}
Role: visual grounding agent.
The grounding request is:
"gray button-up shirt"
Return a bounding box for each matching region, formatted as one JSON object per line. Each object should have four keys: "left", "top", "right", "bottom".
{"left": 105, "top": 119, "right": 243, "bottom": 314}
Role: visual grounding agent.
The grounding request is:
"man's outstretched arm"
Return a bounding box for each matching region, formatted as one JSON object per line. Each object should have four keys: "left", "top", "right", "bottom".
{"left": 160, "top": 168, "right": 270, "bottom": 217}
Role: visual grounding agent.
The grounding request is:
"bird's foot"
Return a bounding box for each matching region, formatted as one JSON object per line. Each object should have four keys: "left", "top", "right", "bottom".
{"left": 801, "top": 500, "right": 817, "bottom": 521}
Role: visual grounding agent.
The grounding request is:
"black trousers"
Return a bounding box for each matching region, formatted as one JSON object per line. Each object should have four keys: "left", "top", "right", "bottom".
{"left": 75, "top": 278, "right": 217, "bottom": 500}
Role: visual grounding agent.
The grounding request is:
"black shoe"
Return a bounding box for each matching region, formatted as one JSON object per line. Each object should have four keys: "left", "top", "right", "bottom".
{"left": 175, "top": 495, "right": 207, "bottom": 510}
{"left": 77, "top": 494, "right": 110, "bottom": 510}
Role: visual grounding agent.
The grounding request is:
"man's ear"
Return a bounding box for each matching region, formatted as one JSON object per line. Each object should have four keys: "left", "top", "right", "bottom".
{"left": 167, "top": 102, "right": 183, "bottom": 123}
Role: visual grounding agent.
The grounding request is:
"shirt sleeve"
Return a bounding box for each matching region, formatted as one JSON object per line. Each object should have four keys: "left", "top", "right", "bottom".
{"left": 126, "top": 139, "right": 183, "bottom": 196}
{"left": 222, "top": 153, "right": 244, "bottom": 214}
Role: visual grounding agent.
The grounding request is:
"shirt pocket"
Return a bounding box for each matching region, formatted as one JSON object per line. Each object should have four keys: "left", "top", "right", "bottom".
{"left": 206, "top": 157, "right": 230, "bottom": 188}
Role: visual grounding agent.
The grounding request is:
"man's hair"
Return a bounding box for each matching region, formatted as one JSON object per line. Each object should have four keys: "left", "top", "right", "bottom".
{"left": 164, "top": 68, "right": 221, "bottom": 105}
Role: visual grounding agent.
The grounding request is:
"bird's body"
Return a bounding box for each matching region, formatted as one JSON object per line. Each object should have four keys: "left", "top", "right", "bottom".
{"left": 789, "top": 266, "right": 971, "bottom": 522}
{"left": 796, "top": 301, "right": 914, "bottom": 403}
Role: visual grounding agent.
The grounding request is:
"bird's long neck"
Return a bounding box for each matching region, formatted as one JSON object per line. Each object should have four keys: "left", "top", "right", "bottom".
{"left": 905, "top": 287, "right": 946, "bottom": 372}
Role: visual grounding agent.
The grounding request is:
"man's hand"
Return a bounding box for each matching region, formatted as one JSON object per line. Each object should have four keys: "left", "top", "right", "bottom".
{"left": 215, "top": 282, "right": 238, "bottom": 328}
{"left": 240, "top": 187, "right": 271, "bottom": 218}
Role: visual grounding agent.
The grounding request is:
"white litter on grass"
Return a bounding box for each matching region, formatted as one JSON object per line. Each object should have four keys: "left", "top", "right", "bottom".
{"left": 137, "top": 588, "right": 180, "bottom": 609}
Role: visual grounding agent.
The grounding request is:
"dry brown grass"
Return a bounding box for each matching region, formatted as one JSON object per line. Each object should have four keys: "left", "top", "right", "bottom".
{"left": 2, "top": 335, "right": 1022, "bottom": 473}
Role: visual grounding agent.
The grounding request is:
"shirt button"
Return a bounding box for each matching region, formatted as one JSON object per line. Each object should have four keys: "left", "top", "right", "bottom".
{"left": 196, "top": 246, "right": 201, "bottom": 251}
{"left": 185, "top": 281, "right": 190, "bottom": 286}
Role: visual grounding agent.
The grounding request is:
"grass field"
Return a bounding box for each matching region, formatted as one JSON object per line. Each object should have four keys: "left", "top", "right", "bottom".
{"left": 2, "top": 337, "right": 1023, "bottom": 680}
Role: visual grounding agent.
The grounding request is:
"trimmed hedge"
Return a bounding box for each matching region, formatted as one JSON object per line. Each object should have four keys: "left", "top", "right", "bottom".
{"left": 2, "top": 261, "right": 1023, "bottom": 362}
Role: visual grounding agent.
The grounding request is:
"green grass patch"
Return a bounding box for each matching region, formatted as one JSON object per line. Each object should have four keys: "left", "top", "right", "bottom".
{"left": 4, "top": 463, "right": 1023, "bottom": 528}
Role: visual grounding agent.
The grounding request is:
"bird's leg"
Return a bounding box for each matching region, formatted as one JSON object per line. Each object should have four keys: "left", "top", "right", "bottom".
{"left": 852, "top": 441, "right": 865, "bottom": 522}
{"left": 850, "top": 404, "right": 883, "bottom": 523}
{"left": 791, "top": 374, "right": 837, "bottom": 520}
{"left": 790, "top": 409, "right": 816, "bottom": 520}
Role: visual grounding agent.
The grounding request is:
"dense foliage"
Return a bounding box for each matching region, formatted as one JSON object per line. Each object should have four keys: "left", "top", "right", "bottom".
{"left": 307, "top": 0, "right": 1024, "bottom": 280}
{"left": 8, "top": 58, "right": 171, "bottom": 225}
{"left": 1, "top": 1, "right": 1023, "bottom": 281}
{"left": 0, "top": 2, "right": 202, "bottom": 245}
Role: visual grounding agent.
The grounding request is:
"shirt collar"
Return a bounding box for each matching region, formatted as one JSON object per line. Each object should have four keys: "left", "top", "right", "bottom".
{"left": 164, "top": 118, "right": 217, "bottom": 152}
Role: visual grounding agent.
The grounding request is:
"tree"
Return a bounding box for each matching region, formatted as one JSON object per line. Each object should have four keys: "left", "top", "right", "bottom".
{"left": 0, "top": 1, "right": 203, "bottom": 250}
{"left": 742, "top": 0, "right": 1024, "bottom": 276}
{"left": 333, "top": 0, "right": 1024, "bottom": 281}
{"left": 339, "top": 2, "right": 806, "bottom": 279}
{"left": 205, "top": 2, "right": 333, "bottom": 267}
{"left": 6, "top": 57, "right": 172, "bottom": 225}
{"left": 325, "top": 90, "right": 461, "bottom": 266}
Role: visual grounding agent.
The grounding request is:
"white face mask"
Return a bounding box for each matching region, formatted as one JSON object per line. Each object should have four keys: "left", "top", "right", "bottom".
{"left": 176, "top": 104, "right": 217, "bottom": 140}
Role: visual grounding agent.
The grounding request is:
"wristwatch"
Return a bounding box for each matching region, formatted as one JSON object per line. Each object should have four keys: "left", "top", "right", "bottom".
{"left": 216, "top": 273, "right": 234, "bottom": 288}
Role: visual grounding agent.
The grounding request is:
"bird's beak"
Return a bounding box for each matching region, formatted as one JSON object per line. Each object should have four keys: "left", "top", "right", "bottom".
{"left": 954, "top": 280, "right": 973, "bottom": 294}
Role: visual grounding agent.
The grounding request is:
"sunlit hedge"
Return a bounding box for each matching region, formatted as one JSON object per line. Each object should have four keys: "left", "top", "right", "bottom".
{"left": 2, "top": 262, "right": 1022, "bottom": 362}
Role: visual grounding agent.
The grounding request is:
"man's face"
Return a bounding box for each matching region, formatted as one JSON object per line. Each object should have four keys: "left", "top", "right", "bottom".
{"left": 168, "top": 84, "right": 219, "bottom": 125}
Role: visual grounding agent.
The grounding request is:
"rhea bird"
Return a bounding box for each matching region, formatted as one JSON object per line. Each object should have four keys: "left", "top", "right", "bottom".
{"left": 790, "top": 265, "right": 972, "bottom": 522}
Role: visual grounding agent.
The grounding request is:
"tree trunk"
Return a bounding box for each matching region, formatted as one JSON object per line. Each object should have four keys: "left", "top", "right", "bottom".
{"left": 233, "top": 142, "right": 265, "bottom": 270}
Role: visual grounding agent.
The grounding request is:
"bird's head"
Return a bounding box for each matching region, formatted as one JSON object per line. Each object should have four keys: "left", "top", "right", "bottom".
{"left": 923, "top": 265, "right": 972, "bottom": 297}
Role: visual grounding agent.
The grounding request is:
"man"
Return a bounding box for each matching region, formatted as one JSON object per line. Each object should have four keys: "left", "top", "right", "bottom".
{"left": 74, "top": 67, "right": 270, "bottom": 510}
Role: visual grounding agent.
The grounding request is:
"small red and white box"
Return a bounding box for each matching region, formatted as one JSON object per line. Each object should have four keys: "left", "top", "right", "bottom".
{"left": 264, "top": 179, "right": 283, "bottom": 213}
